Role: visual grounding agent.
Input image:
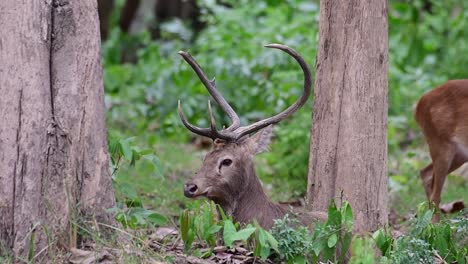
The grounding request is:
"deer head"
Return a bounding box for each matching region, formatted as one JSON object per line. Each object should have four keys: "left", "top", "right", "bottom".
{"left": 178, "top": 44, "right": 312, "bottom": 228}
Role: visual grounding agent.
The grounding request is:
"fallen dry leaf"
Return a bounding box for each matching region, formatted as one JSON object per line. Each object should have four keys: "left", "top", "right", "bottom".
{"left": 440, "top": 200, "right": 465, "bottom": 214}
{"left": 69, "top": 248, "right": 113, "bottom": 264}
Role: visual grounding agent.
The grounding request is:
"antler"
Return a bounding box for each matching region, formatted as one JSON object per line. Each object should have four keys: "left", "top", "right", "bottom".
{"left": 178, "top": 43, "right": 312, "bottom": 141}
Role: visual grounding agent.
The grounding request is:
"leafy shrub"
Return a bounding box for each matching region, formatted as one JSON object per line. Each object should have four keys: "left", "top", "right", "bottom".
{"left": 107, "top": 135, "right": 167, "bottom": 229}
{"left": 356, "top": 205, "right": 468, "bottom": 263}
{"left": 178, "top": 201, "right": 279, "bottom": 260}
{"left": 270, "top": 214, "right": 311, "bottom": 262}
{"left": 390, "top": 237, "right": 433, "bottom": 264}
{"left": 268, "top": 201, "right": 353, "bottom": 263}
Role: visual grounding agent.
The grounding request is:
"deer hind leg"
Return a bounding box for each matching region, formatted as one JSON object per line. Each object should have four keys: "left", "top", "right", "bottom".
{"left": 420, "top": 163, "right": 433, "bottom": 200}
{"left": 429, "top": 143, "right": 457, "bottom": 222}
{"left": 422, "top": 154, "right": 466, "bottom": 204}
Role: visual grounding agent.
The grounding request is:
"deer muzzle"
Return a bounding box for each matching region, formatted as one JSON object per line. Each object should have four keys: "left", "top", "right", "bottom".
{"left": 184, "top": 183, "right": 199, "bottom": 198}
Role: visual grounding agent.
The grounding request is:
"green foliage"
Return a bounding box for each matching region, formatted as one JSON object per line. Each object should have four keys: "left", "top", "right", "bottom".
{"left": 311, "top": 201, "right": 354, "bottom": 263}
{"left": 108, "top": 181, "right": 168, "bottom": 229}
{"left": 269, "top": 201, "right": 354, "bottom": 263}
{"left": 351, "top": 206, "right": 468, "bottom": 263}
{"left": 270, "top": 214, "right": 311, "bottom": 263}
{"left": 349, "top": 237, "right": 376, "bottom": 264}
{"left": 388, "top": 0, "right": 468, "bottom": 152}
{"left": 222, "top": 221, "right": 256, "bottom": 248}
{"left": 103, "top": 0, "right": 318, "bottom": 139}
{"left": 180, "top": 210, "right": 196, "bottom": 250}
{"left": 107, "top": 135, "right": 167, "bottom": 229}
{"left": 252, "top": 221, "right": 279, "bottom": 260}
{"left": 404, "top": 205, "right": 468, "bottom": 263}
{"left": 178, "top": 201, "right": 279, "bottom": 260}
{"left": 390, "top": 237, "right": 433, "bottom": 264}
{"left": 108, "top": 135, "right": 164, "bottom": 178}
{"left": 111, "top": 206, "right": 168, "bottom": 230}
{"left": 372, "top": 229, "right": 394, "bottom": 258}
{"left": 260, "top": 111, "right": 311, "bottom": 200}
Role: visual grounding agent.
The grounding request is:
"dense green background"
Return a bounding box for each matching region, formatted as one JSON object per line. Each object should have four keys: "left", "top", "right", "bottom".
{"left": 104, "top": 0, "right": 468, "bottom": 219}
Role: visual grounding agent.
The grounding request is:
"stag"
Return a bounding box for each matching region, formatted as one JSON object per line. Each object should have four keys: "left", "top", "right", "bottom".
{"left": 177, "top": 44, "right": 326, "bottom": 229}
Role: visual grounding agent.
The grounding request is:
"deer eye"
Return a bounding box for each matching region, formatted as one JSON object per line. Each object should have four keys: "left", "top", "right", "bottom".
{"left": 220, "top": 158, "right": 232, "bottom": 167}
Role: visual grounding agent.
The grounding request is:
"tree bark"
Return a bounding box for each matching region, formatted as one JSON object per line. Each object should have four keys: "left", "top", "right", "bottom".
{"left": 0, "top": 0, "right": 115, "bottom": 259}
{"left": 307, "top": 0, "right": 388, "bottom": 232}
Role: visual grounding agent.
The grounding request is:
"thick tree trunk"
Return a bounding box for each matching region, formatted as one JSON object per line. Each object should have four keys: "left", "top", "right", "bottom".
{"left": 0, "top": 0, "right": 115, "bottom": 259}
{"left": 307, "top": 0, "right": 388, "bottom": 232}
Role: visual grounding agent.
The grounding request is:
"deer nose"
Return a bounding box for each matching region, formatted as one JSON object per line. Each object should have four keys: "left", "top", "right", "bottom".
{"left": 184, "top": 183, "right": 198, "bottom": 197}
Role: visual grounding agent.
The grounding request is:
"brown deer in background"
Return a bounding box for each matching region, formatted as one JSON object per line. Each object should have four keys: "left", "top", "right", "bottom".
{"left": 178, "top": 44, "right": 326, "bottom": 229}
{"left": 415, "top": 79, "right": 468, "bottom": 221}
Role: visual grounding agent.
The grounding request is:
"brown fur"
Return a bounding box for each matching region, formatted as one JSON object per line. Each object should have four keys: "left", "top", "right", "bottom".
{"left": 184, "top": 127, "right": 326, "bottom": 229}
{"left": 414, "top": 79, "right": 468, "bottom": 221}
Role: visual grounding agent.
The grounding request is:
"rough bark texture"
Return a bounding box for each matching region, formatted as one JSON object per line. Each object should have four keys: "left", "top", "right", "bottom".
{"left": 0, "top": 0, "right": 115, "bottom": 259}
{"left": 307, "top": 0, "right": 388, "bottom": 232}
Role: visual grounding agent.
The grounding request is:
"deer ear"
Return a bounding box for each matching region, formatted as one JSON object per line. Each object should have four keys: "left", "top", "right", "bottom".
{"left": 248, "top": 125, "right": 273, "bottom": 154}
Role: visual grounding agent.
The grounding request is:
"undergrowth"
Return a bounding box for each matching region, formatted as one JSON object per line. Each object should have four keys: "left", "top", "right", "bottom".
{"left": 176, "top": 201, "right": 467, "bottom": 263}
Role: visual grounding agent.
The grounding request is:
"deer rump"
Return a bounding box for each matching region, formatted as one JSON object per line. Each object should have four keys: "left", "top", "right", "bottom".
{"left": 178, "top": 44, "right": 326, "bottom": 229}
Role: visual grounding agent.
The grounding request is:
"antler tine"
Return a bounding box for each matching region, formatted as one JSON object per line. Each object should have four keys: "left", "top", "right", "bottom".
{"left": 178, "top": 100, "right": 236, "bottom": 141}
{"left": 207, "top": 100, "right": 238, "bottom": 140}
{"left": 233, "top": 44, "right": 312, "bottom": 140}
{"left": 207, "top": 100, "right": 220, "bottom": 134}
{"left": 178, "top": 51, "right": 241, "bottom": 131}
{"left": 177, "top": 100, "right": 214, "bottom": 138}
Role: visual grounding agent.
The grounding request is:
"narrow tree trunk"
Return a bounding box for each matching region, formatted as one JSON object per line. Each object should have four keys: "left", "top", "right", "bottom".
{"left": 307, "top": 0, "right": 388, "bottom": 232}
{"left": 98, "top": 0, "right": 115, "bottom": 39}
{"left": 0, "top": 0, "right": 115, "bottom": 259}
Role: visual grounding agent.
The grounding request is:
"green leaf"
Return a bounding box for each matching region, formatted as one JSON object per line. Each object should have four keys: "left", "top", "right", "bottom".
{"left": 115, "top": 212, "right": 128, "bottom": 228}
{"left": 216, "top": 204, "right": 229, "bottom": 221}
{"left": 326, "top": 200, "right": 342, "bottom": 229}
{"left": 328, "top": 233, "right": 338, "bottom": 248}
{"left": 201, "top": 248, "right": 213, "bottom": 259}
{"left": 321, "top": 244, "right": 335, "bottom": 262}
{"left": 421, "top": 210, "right": 433, "bottom": 225}
{"left": 147, "top": 213, "right": 168, "bottom": 226}
{"left": 223, "top": 220, "right": 237, "bottom": 247}
{"left": 125, "top": 197, "right": 143, "bottom": 208}
{"left": 373, "top": 229, "right": 392, "bottom": 256}
{"left": 180, "top": 210, "right": 195, "bottom": 250}
{"left": 289, "top": 255, "right": 306, "bottom": 264}
{"left": 254, "top": 227, "right": 278, "bottom": 260}
{"left": 339, "top": 232, "right": 353, "bottom": 262}
{"left": 311, "top": 224, "right": 327, "bottom": 256}
{"left": 119, "top": 138, "right": 133, "bottom": 161}
{"left": 207, "top": 225, "right": 222, "bottom": 234}
{"left": 118, "top": 182, "right": 138, "bottom": 199}
{"left": 341, "top": 201, "right": 354, "bottom": 229}
{"left": 233, "top": 227, "right": 256, "bottom": 241}
{"left": 28, "top": 224, "right": 38, "bottom": 261}
{"left": 264, "top": 229, "right": 279, "bottom": 251}
{"left": 143, "top": 154, "right": 164, "bottom": 177}
{"left": 223, "top": 220, "right": 256, "bottom": 248}
{"left": 255, "top": 229, "right": 269, "bottom": 260}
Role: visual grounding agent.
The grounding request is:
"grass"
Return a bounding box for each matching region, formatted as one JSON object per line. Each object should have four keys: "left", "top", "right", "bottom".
{"left": 114, "top": 140, "right": 205, "bottom": 216}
